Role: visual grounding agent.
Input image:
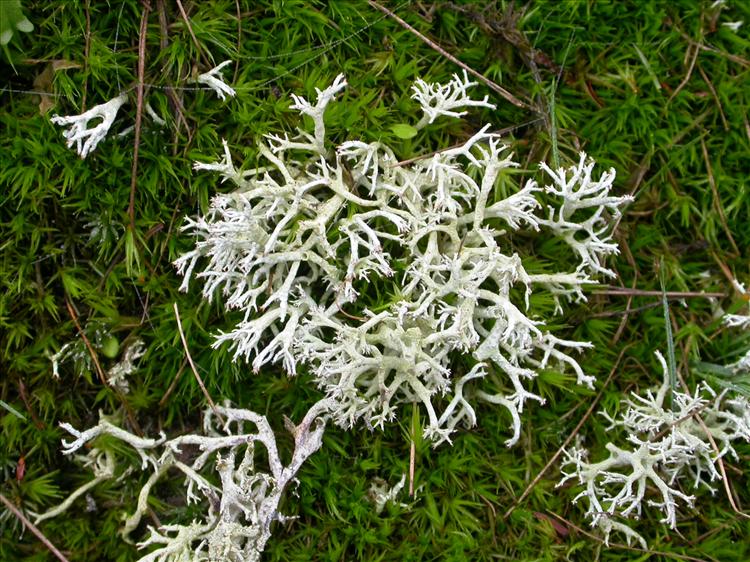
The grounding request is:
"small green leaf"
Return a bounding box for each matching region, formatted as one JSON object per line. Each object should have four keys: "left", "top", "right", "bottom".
{"left": 101, "top": 336, "right": 120, "bottom": 359}
{"left": 390, "top": 123, "right": 418, "bottom": 139}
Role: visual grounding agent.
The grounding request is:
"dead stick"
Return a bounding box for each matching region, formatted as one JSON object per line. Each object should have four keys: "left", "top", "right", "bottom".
{"left": 81, "top": 0, "right": 91, "bottom": 110}
{"left": 0, "top": 493, "right": 71, "bottom": 562}
{"left": 545, "top": 510, "right": 711, "bottom": 562}
{"left": 701, "top": 136, "right": 739, "bottom": 256}
{"left": 594, "top": 287, "right": 725, "bottom": 299}
{"left": 697, "top": 64, "right": 728, "bottom": 131}
{"left": 667, "top": 42, "right": 699, "bottom": 104}
{"left": 175, "top": 0, "right": 206, "bottom": 63}
{"left": 158, "top": 357, "right": 188, "bottom": 408}
{"left": 128, "top": 2, "right": 151, "bottom": 232}
{"left": 64, "top": 297, "right": 144, "bottom": 435}
{"left": 368, "top": 0, "right": 529, "bottom": 110}
{"left": 409, "top": 401, "right": 416, "bottom": 497}
{"left": 503, "top": 345, "right": 630, "bottom": 520}
{"left": 64, "top": 298, "right": 107, "bottom": 386}
{"left": 173, "top": 302, "right": 224, "bottom": 423}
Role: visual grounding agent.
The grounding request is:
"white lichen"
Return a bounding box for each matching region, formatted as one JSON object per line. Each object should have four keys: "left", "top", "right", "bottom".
{"left": 106, "top": 339, "right": 146, "bottom": 393}
{"left": 193, "top": 60, "right": 236, "bottom": 101}
{"left": 52, "top": 56, "right": 235, "bottom": 157}
{"left": 411, "top": 70, "right": 495, "bottom": 130}
{"left": 559, "top": 351, "right": 750, "bottom": 547}
{"left": 33, "top": 449, "right": 115, "bottom": 525}
{"left": 175, "top": 73, "right": 631, "bottom": 448}
{"left": 53, "top": 401, "right": 332, "bottom": 562}
{"left": 51, "top": 93, "right": 128, "bottom": 158}
{"left": 368, "top": 474, "right": 407, "bottom": 514}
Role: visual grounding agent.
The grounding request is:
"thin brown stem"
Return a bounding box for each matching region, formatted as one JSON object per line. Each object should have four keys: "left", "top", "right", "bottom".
{"left": 64, "top": 297, "right": 144, "bottom": 435}
{"left": 700, "top": 135, "right": 739, "bottom": 256}
{"left": 697, "top": 64, "right": 728, "bottom": 131}
{"left": 129, "top": 2, "right": 151, "bottom": 232}
{"left": 173, "top": 302, "right": 224, "bottom": 423}
{"left": 233, "top": 0, "right": 242, "bottom": 82}
{"left": 668, "top": 22, "right": 750, "bottom": 68}
{"left": 158, "top": 357, "right": 188, "bottom": 408}
{"left": 594, "top": 287, "right": 725, "bottom": 299}
{"left": 545, "top": 510, "right": 712, "bottom": 562}
{"left": 64, "top": 298, "right": 107, "bottom": 387}
{"left": 503, "top": 345, "right": 630, "bottom": 520}
{"left": 409, "top": 402, "right": 416, "bottom": 497}
{"left": 81, "top": 0, "right": 91, "bottom": 110}
{"left": 368, "top": 0, "right": 529, "bottom": 110}
{"left": 668, "top": 43, "right": 699, "bottom": 104}
{"left": 0, "top": 493, "right": 71, "bottom": 562}
{"left": 590, "top": 302, "right": 662, "bottom": 319}
{"left": 175, "top": 0, "right": 206, "bottom": 64}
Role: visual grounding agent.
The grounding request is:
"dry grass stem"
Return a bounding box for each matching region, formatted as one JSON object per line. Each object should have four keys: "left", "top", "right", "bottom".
{"left": 502, "top": 345, "right": 631, "bottom": 520}
{"left": 595, "top": 287, "right": 725, "bottom": 298}
{"left": 700, "top": 136, "right": 739, "bottom": 256}
{"left": 368, "top": 0, "right": 529, "bottom": 110}
{"left": 172, "top": 302, "right": 224, "bottom": 423}
{"left": 0, "top": 493, "right": 71, "bottom": 562}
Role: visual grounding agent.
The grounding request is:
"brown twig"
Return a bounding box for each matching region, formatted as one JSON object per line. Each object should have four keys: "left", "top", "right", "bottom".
{"left": 697, "top": 64, "right": 729, "bottom": 131}
{"left": 155, "top": 0, "right": 191, "bottom": 144}
{"left": 158, "top": 357, "right": 188, "bottom": 408}
{"left": 409, "top": 402, "right": 416, "bottom": 497}
{"left": 64, "top": 297, "right": 144, "bottom": 435}
{"left": 176, "top": 0, "right": 207, "bottom": 64}
{"left": 545, "top": 510, "right": 712, "bottom": 562}
{"left": 700, "top": 135, "right": 739, "bottom": 256}
{"left": 649, "top": 402, "right": 711, "bottom": 442}
{"left": 233, "top": 0, "right": 242, "bottom": 82}
{"left": 368, "top": 0, "right": 530, "bottom": 110}
{"left": 0, "top": 493, "right": 71, "bottom": 562}
{"left": 710, "top": 250, "right": 741, "bottom": 294}
{"left": 337, "top": 304, "right": 367, "bottom": 322}
{"left": 173, "top": 302, "right": 224, "bottom": 423}
{"left": 594, "top": 286, "right": 726, "bottom": 299}
{"left": 689, "top": 520, "right": 734, "bottom": 546}
{"left": 17, "top": 379, "right": 44, "bottom": 429}
{"left": 668, "top": 43, "right": 699, "bottom": 104}
{"left": 155, "top": 0, "right": 169, "bottom": 51}
{"left": 129, "top": 2, "right": 151, "bottom": 233}
{"left": 502, "top": 345, "right": 630, "bottom": 520}
{"left": 669, "top": 23, "right": 750, "bottom": 68}
{"left": 612, "top": 276, "right": 637, "bottom": 344}
{"left": 673, "top": 369, "right": 750, "bottom": 521}
{"left": 590, "top": 301, "right": 662, "bottom": 319}
{"left": 611, "top": 233, "right": 639, "bottom": 344}
{"left": 64, "top": 297, "right": 107, "bottom": 386}
{"left": 81, "top": 0, "right": 91, "bottom": 111}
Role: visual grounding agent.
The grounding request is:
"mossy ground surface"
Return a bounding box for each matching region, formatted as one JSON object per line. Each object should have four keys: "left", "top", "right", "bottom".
{"left": 1, "top": 1, "right": 749, "bottom": 560}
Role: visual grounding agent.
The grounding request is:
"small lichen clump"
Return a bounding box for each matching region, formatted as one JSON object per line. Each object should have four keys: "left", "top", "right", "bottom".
{"left": 559, "top": 351, "right": 750, "bottom": 547}
{"left": 50, "top": 400, "right": 332, "bottom": 562}
{"left": 50, "top": 61, "right": 235, "bottom": 158}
